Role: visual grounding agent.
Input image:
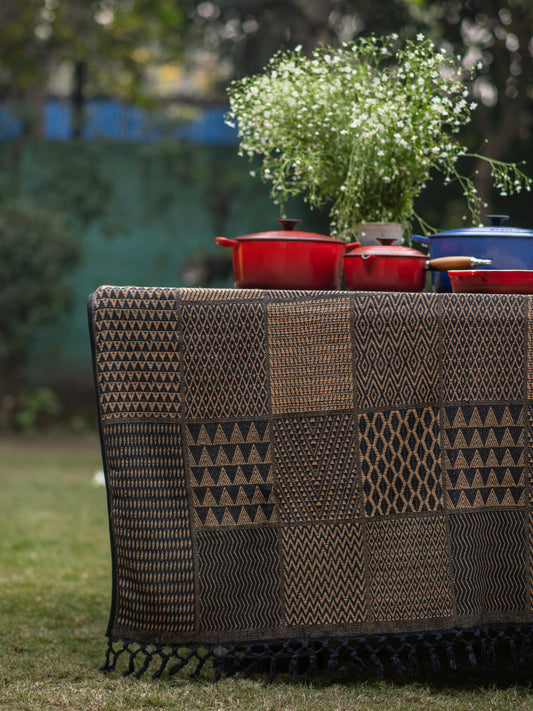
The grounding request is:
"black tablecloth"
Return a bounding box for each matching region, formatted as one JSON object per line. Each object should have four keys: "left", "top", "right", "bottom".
{"left": 88, "top": 285, "right": 533, "bottom": 678}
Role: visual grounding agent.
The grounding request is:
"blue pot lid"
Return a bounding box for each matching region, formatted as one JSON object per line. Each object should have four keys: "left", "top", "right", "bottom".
{"left": 432, "top": 214, "right": 533, "bottom": 238}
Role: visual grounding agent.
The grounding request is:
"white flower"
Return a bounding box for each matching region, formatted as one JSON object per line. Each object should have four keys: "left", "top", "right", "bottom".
{"left": 227, "top": 32, "right": 530, "bottom": 232}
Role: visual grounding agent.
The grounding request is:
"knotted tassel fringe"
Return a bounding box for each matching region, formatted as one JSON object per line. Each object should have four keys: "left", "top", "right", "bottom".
{"left": 100, "top": 624, "right": 533, "bottom": 682}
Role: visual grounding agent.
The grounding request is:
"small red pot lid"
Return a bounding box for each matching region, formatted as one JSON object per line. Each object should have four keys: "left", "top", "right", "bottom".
{"left": 234, "top": 219, "right": 346, "bottom": 244}
{"left": 345, "top": 237, "right": 425, "bottom": 258}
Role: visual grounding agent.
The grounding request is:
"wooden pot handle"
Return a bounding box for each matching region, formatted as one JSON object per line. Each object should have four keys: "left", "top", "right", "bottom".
{"left": 425, "top": 256, "right": 492, "bottom": 271}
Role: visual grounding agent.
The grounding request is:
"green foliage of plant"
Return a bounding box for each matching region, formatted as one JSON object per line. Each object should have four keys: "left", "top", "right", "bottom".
{"left": 0, "top": 198, "right": 81, "bottom": 392}
{"left": 11, "top": 386, "right": 62, "bottom": 433}
{"left": 227, "top": 34, "right": 531, "bottom": 239}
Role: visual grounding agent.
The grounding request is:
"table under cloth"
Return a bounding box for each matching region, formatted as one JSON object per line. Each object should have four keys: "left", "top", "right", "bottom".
{"left": 88, "top": 285, "right": 533, "bottom": 679}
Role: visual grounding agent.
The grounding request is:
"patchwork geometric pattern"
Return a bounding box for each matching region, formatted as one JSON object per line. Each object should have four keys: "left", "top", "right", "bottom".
{"left": 282, "top": 522, "right": 367, "bottom": 626}
{"left": 197, "top": 527, "right": 281, "bottom": 631}
{"left": 273, "top": 412, "right": 359, "bottom": 523}
{"left": 91, "top": 286, "right": 181, "bottom": 421}
{"left": 367, "top": 515, "right": 454, "bottom": 622}
{"left": 359, "top": 406, "right": 442, "bottom": 516}
{"left": 352, "top": 291, "right": 439, "bottom": 410}
{"left": 186, "top": 419, "right": 275, "bottom": 527}
{"left": 450, "top": 510, "right": 527, "bottom": 615}
{"left": 181, "top": 300, "right": 268, "bottom": 419}
{"left": 87, "top": 287, "right": 533, "bottom": 653}
{"left": 268, "top": 294, "right": 354, "bottom": 415}
{"left": 442, "top": 405, "right": 526, "bottom": 509}
{"left": 440, "top": 293, "right": 524, "bottom": 402}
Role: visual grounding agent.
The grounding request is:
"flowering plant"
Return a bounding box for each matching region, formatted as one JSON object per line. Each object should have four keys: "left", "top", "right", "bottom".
{"left": 226, "top": 34, "right": 530, "bottom": 240}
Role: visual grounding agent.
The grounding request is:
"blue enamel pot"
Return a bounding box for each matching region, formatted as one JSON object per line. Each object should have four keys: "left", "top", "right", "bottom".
{"left": 412, "top": 215, "right": 533, "bottom": 292}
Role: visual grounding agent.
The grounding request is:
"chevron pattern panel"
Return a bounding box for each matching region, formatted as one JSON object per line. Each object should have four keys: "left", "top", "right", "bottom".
{"left": 359, "top": 406, "right": 442, "bottom": 516}
{"left": 101, "top": 420, "right": 195, "bottom": 633}
{"left": 185, "top": 419, "right": 275, "bottom": 528}
{"left": 273, "top": 412, "right": 359, "bottom": 523}
{"left": 91, "top": 285, "right": 181, "bottom": 421}
{"left": 351, "top": 291, "right": 439, "bottom": 410}
{"left": 197, "top": 527, "right": 281, "bottom": 631}
{"left": 180, "top": 299, "right": 268, "bottom": 419}
{"left": 282, "top": 522, "right": 366, "bottom": 625}
{"left": 367, "top": 515, "right": 454, "bottom": 622}
{"left": 450, "top": 510, "right": 526, "bottom": 615}
{"left": 267, "top": 294, "right": 354, "bottom": 415}
{"left": 440, "top": 293, "right": 524, "bottom": 402}
{"left": 442, "top": 404, "right": 526, "bottom": 509}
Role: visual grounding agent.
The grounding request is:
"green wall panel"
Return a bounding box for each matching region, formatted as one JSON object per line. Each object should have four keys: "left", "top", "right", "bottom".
{"left": 0, "top": 140, "right": 328, "bottom": 401}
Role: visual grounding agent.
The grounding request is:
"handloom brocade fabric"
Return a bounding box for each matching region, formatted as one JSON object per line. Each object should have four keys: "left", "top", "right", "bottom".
{"left": 88, "top": 286, "right": 533, "bottom": 678}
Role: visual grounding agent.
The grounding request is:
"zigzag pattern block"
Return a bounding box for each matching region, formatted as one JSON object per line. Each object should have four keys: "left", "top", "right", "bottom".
{"left": 450, "top": 509, "right": 526, "bottom": 615}
{"left": 197, "top": 527, "right": 281, "bottom": 631}
{"left": 282, "top": 522, "right": 367, "bottom": 626}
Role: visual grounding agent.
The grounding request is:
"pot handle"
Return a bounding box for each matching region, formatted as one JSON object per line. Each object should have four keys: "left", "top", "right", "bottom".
{"left": 412, "top": 234, "right": 430, "bottom": 246}
{"left": 215, "top": 236, "right": 240, "bottom": 249}
{"left": 345, "top": 241, "right": 361, "bottom": 251}
{"left": 485, "top": 214, "right": 509, "bottom": 226}
{"left": 277, "top": 218, "right": 301, "bottom": 231}
{"left": 425, "top": 256, "right": 492, "bottom": 271}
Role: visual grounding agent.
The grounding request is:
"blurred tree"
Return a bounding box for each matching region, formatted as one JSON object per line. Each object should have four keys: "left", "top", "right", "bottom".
{"left": 0, "top": 198, "right": 80, "bottom": 422}
{"left": 0, "top": 0, "right": 188, "bottom": 136}
{"left": 406, "top": 0, "right": 533, "bottom": 214}
{"left": 188, "top": 0, "right": 532, "bottom": 217}
{"left": 184, "top": 0, "right": 418, "bottom": 78}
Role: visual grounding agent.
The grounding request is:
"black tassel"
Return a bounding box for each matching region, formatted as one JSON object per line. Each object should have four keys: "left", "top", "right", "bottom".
{"left": 444, "top": 641, "right": 457, "bottom": 670}
{"left": 152, "top": 650, "right": 172, "bottom": 680}
{"left": 308, "top": 649, "right": 318, "bottom": 676}
{"left": 407, "top": 645, "right": 419, "bottom": 676}
{"left": 465, "top": 641, "right": 477, "bottom": 666}
{"left": 134, "top": 646, "right": 153, "bottom": 679}
{"left": 269, "top": 655, "right": 277, "bottom": 683}
{"left": 288, "top": 653, "right": 299, "bottom": 678}
{"left": 427, "top": 644, "right": 440, "bottom": 671}
{"left": 99, "top": 639, "right": 115, "bottom": 672}
{"left": 328, "top": 647, "right": 339, "bottom": 672}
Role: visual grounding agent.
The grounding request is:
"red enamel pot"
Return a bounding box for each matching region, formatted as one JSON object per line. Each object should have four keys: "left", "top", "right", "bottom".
{"left": 216, "top": 219, "right": 359, "bottom": 290}
{"left": 344, "top": 238, "right": 491, "bottom": 292}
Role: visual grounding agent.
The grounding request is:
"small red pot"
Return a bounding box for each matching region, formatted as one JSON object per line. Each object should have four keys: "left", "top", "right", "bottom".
{"left": 216, "top": 220, "right": 358, "bottom": 290}
{"left": 344, "top": 238, "right": 491, "bottom": 292}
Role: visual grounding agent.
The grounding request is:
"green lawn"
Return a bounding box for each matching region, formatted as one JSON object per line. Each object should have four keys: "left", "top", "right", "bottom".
{"left": 2, "top": 433, "right": 533, "bottom": 710}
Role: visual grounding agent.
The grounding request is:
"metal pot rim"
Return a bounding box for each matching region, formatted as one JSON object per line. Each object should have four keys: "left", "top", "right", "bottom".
{"left": 344, "top": 245, "right": 425, "bottom": 258}
{"left": 431, "top": 226, "right": 533, "bottom": 238}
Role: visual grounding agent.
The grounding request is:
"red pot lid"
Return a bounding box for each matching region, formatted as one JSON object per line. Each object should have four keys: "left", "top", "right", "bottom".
{"left": 345, "top": 237, "right": 425, "bottom": 258}
{"left": 234, "top": 219, "right": 345, "bottom": 245}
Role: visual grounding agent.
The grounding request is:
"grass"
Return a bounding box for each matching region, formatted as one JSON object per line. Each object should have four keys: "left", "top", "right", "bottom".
{"left": 2, "top": 433, "right": 533, "bottom": 710}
